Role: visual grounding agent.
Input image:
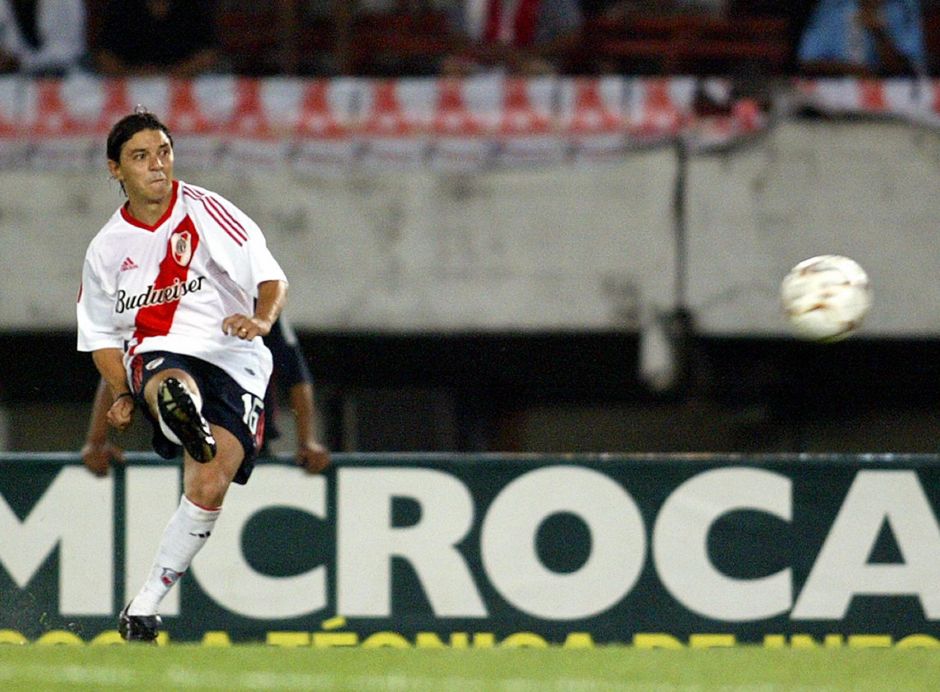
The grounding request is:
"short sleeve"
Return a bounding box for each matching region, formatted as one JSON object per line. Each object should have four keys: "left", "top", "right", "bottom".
{"left": 77, "top": 252, "right": 123, "bottom": 352}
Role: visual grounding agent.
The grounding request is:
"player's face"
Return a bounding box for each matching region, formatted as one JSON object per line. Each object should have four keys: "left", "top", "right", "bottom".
{"left": 108, "top": 128, "right": 174, "bottom": 205}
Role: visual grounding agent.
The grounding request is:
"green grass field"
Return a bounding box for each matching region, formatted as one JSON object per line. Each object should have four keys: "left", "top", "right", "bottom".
{"left": 0, "top": 646, "right": 938, "bottom": 691}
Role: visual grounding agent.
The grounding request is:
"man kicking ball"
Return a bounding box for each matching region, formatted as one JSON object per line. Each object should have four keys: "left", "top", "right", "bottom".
{"left": 77, "top": 109, "right": 288, "bottom": 641}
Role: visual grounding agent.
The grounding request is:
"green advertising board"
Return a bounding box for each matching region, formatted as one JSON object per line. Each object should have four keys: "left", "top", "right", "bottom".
{"left": 1, "top": 453, "right": 939, "bottom": 647}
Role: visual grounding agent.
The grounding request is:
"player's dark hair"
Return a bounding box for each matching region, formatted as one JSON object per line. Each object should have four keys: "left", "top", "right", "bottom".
{"left": 106, "top": 111, "right": 174, "bottom": 163}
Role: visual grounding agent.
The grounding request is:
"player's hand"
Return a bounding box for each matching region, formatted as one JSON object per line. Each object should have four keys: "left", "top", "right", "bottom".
{"left": 106, "top": 394, "right": 135, "bottom": 431}
{"left": 222, "top": 314, "right": 272, "bottom": 340}
{"left": 81, "top": 440, "right": 125, "bottom": 477}
{"left": 296, "top": 441, "right": 331, "bottom": 475}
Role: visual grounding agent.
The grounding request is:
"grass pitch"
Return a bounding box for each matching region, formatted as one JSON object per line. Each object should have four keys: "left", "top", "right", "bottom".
{"left": 0, "top": 645, "right": 937, "bottom": 691}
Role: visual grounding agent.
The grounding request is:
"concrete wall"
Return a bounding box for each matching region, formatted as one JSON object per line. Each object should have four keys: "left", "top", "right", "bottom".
{"left": 4, "top": 119, "right": 940, "bottom": 336}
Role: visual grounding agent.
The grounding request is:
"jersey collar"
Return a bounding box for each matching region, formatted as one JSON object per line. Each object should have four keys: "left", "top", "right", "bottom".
{"left": 120, "top": 180, "right": 179, "bottom": 231}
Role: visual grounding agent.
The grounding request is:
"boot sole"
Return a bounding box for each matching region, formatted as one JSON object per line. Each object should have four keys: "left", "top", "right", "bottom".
{"left": 158, "top": 378, "right": 217, "bottom": 463}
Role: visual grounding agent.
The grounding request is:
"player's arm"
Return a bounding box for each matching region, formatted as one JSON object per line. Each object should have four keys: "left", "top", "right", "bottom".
{"left": 91, "top": 347, "right": 135, "bottom": 431}
{"left": 81, "top": 378, "right": 126, "bottom": 477}
{"left": 222, "top": 280, "right": 288, "bottom": 341}
{"left": 254, "top": 279, "right": 288, "bottom": 331}
{"left": 267, "top": 317, "right": 331, "bottom": 473}
{"left": 290, "top": 381, "right": 331, "bottom": 474}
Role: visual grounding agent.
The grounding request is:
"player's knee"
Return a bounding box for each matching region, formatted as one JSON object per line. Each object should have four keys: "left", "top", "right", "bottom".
{"left": 186, "top": 441, "right": 242, "bottom": 506}
{"left": 186, "top": 468, "right": 231, "bottom": 507}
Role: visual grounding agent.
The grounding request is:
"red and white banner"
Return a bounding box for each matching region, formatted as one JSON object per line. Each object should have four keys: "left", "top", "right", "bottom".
{"left": 2, "top": 75, "right": 938, "bottom": 171}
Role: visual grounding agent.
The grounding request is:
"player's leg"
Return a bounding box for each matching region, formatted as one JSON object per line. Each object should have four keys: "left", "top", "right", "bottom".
{"left": 121, "top": 356, "right": 261, "bottom": 641}
{"left": 119, "top": 488, "right": 221, "bottom": 641}
{"left": 182, "top": 424, "right": 244, "bottom": 508}
{"left": 121, "top": 426, "right": 243, "bottom": 640}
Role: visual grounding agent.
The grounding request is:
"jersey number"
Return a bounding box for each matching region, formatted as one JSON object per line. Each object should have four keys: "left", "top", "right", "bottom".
{"left": 240, "top": 393, "right": 264, "bottom": 435}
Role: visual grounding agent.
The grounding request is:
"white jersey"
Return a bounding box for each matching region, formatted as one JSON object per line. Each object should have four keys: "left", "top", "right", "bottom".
{"left": 77, "top": 180, "right": 287, "bottom": 397}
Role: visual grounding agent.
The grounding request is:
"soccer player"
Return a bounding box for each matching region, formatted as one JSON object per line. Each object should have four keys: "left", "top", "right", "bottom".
{"left": 81, "top": 315, "right": 332, "bottom": 475}
{"left": 77, "top": 110, "right": 288, "bottom": 642}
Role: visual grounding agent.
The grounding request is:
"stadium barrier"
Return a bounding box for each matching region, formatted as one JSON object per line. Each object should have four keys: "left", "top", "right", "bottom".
{"left": 1, "top": 75, "right": 939, "bottom": 173}
{"left": 1, "top": 452, "right": 939, "bottom": 646}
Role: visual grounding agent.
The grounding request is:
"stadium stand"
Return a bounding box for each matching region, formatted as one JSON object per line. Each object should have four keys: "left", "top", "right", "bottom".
{"left": 343, "top": 6, "right": 453, "bottom": 76}
{"left": 78, "top": 2, "right": 940, "bottom": 78}
{"left": 214, "top": 1, "right": 299, "bottom": 75}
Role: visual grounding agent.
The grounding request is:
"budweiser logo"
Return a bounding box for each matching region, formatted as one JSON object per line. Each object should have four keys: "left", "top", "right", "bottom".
{"left": 115, "top": 276, "right": 206, "bottom": 314}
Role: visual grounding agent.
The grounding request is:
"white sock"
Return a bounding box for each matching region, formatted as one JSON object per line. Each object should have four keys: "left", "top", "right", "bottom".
{"left": 127, "top": 495, "right": 220, "bottom": 616}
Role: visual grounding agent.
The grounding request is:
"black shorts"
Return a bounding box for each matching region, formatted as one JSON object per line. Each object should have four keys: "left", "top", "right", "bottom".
{"left": 129, "top": 351, "right": 266, "bottom": 485}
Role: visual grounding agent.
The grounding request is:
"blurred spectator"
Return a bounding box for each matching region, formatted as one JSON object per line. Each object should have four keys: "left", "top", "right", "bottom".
{"left": 440, "top": 0, "right": 584, "bottom": 76}
{"left": 798, "top": 0, "right": 926, "bottom": 77}
{"left": 95, "top": 0, "right": 220, "bottom": 77}
{"left": 0, "top": 0, "right": 86, "bottom": 75}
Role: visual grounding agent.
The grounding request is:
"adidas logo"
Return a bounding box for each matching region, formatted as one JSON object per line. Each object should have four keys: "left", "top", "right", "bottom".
{"left": 120, "top": 257, "right": 139, "bottom": 272}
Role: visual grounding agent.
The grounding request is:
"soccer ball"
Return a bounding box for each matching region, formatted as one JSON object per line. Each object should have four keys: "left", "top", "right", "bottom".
{"left": 780, "top": 255, "right": 872, "bottom": 342}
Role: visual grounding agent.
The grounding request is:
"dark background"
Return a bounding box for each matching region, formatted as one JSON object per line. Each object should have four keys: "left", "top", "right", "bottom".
{"left": 4, "top": 330, "right": 939, "bottom": 454}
